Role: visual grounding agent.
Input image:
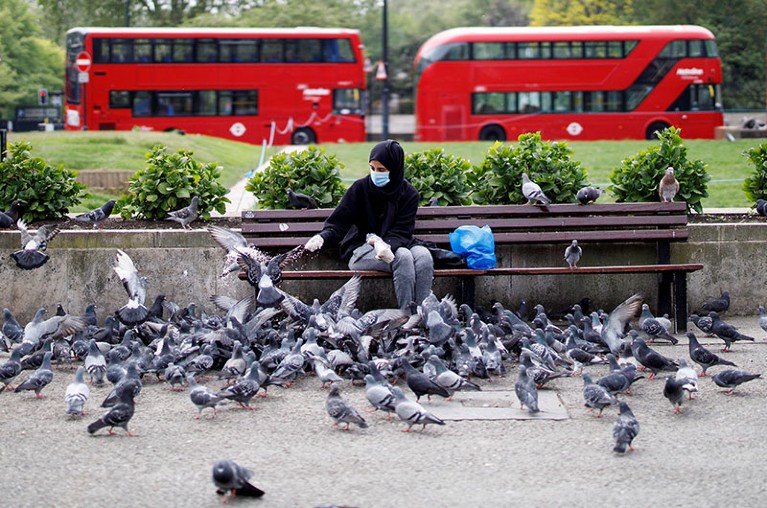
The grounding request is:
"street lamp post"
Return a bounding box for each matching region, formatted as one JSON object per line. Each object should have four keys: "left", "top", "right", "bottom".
{"left": 381, "top": 0, "right": 389, "bottom": 140}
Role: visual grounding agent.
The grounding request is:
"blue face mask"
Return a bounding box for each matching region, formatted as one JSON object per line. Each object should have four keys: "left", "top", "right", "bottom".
{"left": 370, "top": 169, "right": 390, "bottom": 187}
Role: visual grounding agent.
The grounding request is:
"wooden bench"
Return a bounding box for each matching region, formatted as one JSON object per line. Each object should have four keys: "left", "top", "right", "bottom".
{"left": 240, "top": 202, "right": 703, "bottom": 331}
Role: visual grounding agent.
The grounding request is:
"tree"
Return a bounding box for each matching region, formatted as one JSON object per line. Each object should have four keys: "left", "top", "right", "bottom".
{"left": 530, "top": 0, "right": 636, "bottom": 26}
{"left": 0, "top": 0, "right": 64, "bottom": 120}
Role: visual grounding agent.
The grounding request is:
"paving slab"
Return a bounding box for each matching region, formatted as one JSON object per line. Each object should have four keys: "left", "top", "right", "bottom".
{"left": 428, "top": 389, "right": 569, "bottom": 421}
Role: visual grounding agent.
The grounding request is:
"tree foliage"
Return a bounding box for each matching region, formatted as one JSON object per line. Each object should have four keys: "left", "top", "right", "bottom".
{"left": 530, "top": 0, "right": 635, "bottom": 26}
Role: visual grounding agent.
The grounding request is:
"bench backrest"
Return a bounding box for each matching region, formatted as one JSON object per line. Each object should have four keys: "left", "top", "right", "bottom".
{"left": 241, "top": 202, "right": 689, "bottom": 250}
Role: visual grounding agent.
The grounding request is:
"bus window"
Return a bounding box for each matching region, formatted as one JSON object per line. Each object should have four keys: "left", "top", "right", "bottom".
{"left": 472, "top": 92, "right": 505, "bottom": 114}
{"left": 197, "top": 91, "right": 217, "bottom": 115}
{"left": 218, "top": 91, "right": 233, "bottom": 115}
{"left": 323, "top": 38, "right": 354, "bottom": 62}
{"left": 607, "top": 41, "right": 623, "bottom": 58}
{"left": 196, "top": 39, "right": 217, "bottom": 62}
{"left": 518, "top": 42, "right": 539, "bottom": 59}
{"left": 110, "top": 91, "right": 131, "bottom": 109}
{"left": 233, "top": 40, "right": 258, "bottom": 62}
{"left": 688, "top": 40, "right": 704, "bottom": 57}
{"left": 112, "top": 39, "right": 133, "bottom": 63}
{"left": 333, "top": 89, "right": 362, "bottom": 114}
{"left": 159, "top": 92, "right": 192, "bottom": 115}
{"left": 289, "top": 39, "right": 322, "bottom": 62}
{"left": 552, "top": 42, "right": 572, "bottom": 59}
{"left": 232, "top": 90, "right": 258, "bottom": 115}
{"left": 585, "top": 91, "right": 605, "bottom": 112}
{"left": 518, "top": 92, "right": 541, "bottom": 113}
{"left": 133, "top": 91, "right": 152, "bottom": 116}
{"left": 659, "top": 40, "right": 686, "bottom": 58}
{"left": 704, "top": 40, "right": 718, "bottom": 57}
{"left": 443, "top": 42, "right": 469, "bottom": 60}
{"left": 134, "top": 39, "right": 151, "bottom": 63}
{"left": 173, "top": 40, "right": 193, "bottom": 62}
{"left": 262, "top": 39, "right": 283, "bottom": 62}
{"left": 93, "top": 39, "right": 109, "bottom": 63}
{"left": 584, "top": 41, "right": 606, "bottom": 58}
{"left": 154, "top": 41, "right": 172, "bottom": 63}
{"left": 626, "top": 84, "right": 652, "bottom": 110}
{"left": 473, "top": 42, "right": 505, "bottom": 60}
{"left": 605, "top": 91, "right": 623, "bottom": 111}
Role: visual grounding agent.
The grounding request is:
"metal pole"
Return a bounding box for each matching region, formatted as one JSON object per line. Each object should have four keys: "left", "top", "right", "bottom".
{"left": 125, "top": 0, "right": 131, "bottom": 26}
{"left": 381, "top": 0, "right": 389, "bottom": 140}
{"left": 0, "top": 128, "right": 6, "bottom": 162}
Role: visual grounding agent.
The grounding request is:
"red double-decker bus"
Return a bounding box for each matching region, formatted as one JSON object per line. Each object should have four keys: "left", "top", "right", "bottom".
{"left": 414, "top": 25, "right": 723, "bottom": 141}
{"left": 64, "top": 27, "right": 367, "bottom": 145}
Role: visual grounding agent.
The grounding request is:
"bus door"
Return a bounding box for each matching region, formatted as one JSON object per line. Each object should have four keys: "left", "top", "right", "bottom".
{"left": 442, "top": 104, "right": 464, "bottom": 141}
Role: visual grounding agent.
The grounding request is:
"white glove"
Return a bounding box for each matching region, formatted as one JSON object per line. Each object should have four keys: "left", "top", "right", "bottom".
{"left": 304, "top": 234, "right": 324, "bottom": 252}
{"left": 366, "top": 234, "right": 394, "bottom": 263}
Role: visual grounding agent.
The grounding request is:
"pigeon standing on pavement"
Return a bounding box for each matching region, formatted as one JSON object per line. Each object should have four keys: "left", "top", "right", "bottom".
{"left": 391, "top": 386, "right": 445, "bottom": 432}
{"left": 576, "top": 186, "right": 604, "bottom": 205}
{"left": 11, "top": 219, "right": 60, "bottom": 270}
{"left": 709, "top": 312, "right": 755, "bottom": 352}
{"left": 363, "top": 374, "right": 397, "bottom": 418}
{"left": 564, "top": 239, "right": 582, "bottom": 269}
{"left": 521, "top": 173, "right": 550, "bottom": 208}
{"left": 582, "top": 373, "right": 618, "bottom": 417}
{"left": 638, "top": 304, "right": 678, "bottom": 344}
{"left": 630, "top": 335, "right": 678, "bottom": 379}
{"left": 73, "top": 199, "right": 116, "bottom": 228}
{"left": 187, "top": 374, "right": 224, "bottom": 419}
{"left": 686, "top": 332, "right": 736, "bottom": 376}
{"left": 84, "top": 339, "right": 107, "bottom": 386}
{"left": 14, "top": 351, "right": 54, "bottom": 398}
{"left": 0, "top": 348, "right": 23, "bottom": 392}
{"left": 515, "top": 365, "right": 540, "bottom": 414}
{"left": 287, "top": 188, "right": 318, "bottom": 209}
{"left": 166, "top": 195, "right": 199, "bottom": 229}
{"left": 65, "top": 366, "right": 90, "bottom": 416}
{"left": 663, "top": 375, "right": 688, "bottom": 413}
{"left": 326, "top": 384, "right": 368, "bottom": 431}
{"left": 212, "top": 459, "right": 265, "bottom": 501}
{"left": 712, "top": 370, "right": 761, "bottom": 395}
{"left": 659, "top": 167, "right": 679, "bottom": 203}
{"left": 113, "top": 249, "right": 149, "bottom": 326}
{"left": 87, "top": 389, "right": 137, "bottom": 436}
{"left": 698, "top": 291, "right": 730, "bottom": 314}
{"left": 612, "top": 401, "right": 640, "bottom": 454}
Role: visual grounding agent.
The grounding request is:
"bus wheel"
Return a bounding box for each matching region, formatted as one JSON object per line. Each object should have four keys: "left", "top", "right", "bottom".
{"left": 164, "top": 128, "right": 186, "bottom": 135}
{"left": 291, "top": 127, "right": 316, "bottom": 145}
{"left": 645, "top": 122, "right": 669, "bottom": 140}
{"left": 479, "top": 124, "right": 506, "bottom": 142}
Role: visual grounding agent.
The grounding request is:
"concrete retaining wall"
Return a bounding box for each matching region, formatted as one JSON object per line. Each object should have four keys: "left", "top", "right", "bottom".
{"left": 0, "top": 222, "right": 764, "bottom": 322}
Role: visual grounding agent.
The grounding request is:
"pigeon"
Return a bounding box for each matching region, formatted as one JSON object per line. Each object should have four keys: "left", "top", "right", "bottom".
{"left": 638, "top": 304, "right": 678, "bottom": 344}
{"left": 397, "top": 358, "right": 450, "bottom": 402}
{"left": 612, "top": 401, "right": 640, "bottom": 453}
{"left": 212, "top": 460, "right": 265, "bottom": 501}
{"left": 363, "top": 374, "right": 397, "bottom": 418}
{"left": 521, "top": 173, "right": 550, "bottom": 208}
{"left": 689, "top": 313, "right": 714, "bottom": 336}
{"left": 759, "top": 305, "right": 767, "bottom": 337}
{"left": 101, "top": 363, "right": 142, "bottom": 408}
{"left": 73, "top": 199, "right": 116, "bottom": 228}
{"left": 0, "top": 348, "right": 23, "bottom": 392}
{"left": 427, "top": 356, "right": 481, "bottom": 395}
{"left": 166, "top": 195, "right": 199, "bottom": 229}
{"left": 113, "top": 249, "right": 149, "bottom": 326}
{"left": 663, "top": 375, "right": 688, "bottom": 413}
{"left": 709, "top": 312, "right": 754, "bottom": 352}
{"left": 326, "top": 384, "right": 368, "bottom": 431}
{"left": 659, "top": 166, "right": 679, "bottom": 203}
{"left": 65, "top": 366, "right": 90, "bottom": 416}
{"left": 84, "top": 339, "right": 108, "bottom": 386}
{"left": 576, "top": 186, "right": 604, "bottom": 205}
{"left": 698, "top": 291, "right": 730, "bottom": 314}
{"left": 313, "top": 356, "right": 343, "bottom": 389}
{"left": 87, "top": 388, "right": 137, "bottom": 436}
{"left": 427, "top": 196, "right": 440, "bottom": 207}
{"left": 287, "top": 188, "right": 318, "bottom": 209}
{"left": 711, "top": 370, "right": 761, "bottom": 395}
{"left": 390, "top": 386, "right": 445, "bottom": 432}
{"left": 582, "top": 373, "right": 617, "bottom": 417}
{"left": 217, "top": 364, "right": 262, "bottom": 410}
{"left": 675, "top": 358, "right": 699, "bottom": 400}
{"left": 630, "top": 335, "right": 678, "bottom": 380}
{"left": 686, "top": 332, "right": 736, "bottom": 376}
{"left": 0, "top": 210, "right": 12, "bottom": 228}
{"left": 206, "top": 225, "right": 255, "bottom": 278}
{"left": 756, "top": 199, "right": 767, "bottom": 217}
{"left": 600, "top": 293, "right": 644, "bottom": 356}
{"left": 0, "top": 200, "right": 22, "bottom": 223}
{"left": 164, "top": 363, "right": 186, "bottom": 391}
{"left": 14, "top": 351, "right": 54, "bottom": 398}
{"left": 564, "top": 239, "right": 582, "bottom": 269}
{"left": 187, "top": 375, "right": 224, "bottom": 419}
{"left": 11, "top": 219, "right": 60, "bottom": 270}
{"left": 514, "top": 365, "right": 540, "bottom": 414}
{"left": 2, "top": 308, "right": 24, "bottom": 343}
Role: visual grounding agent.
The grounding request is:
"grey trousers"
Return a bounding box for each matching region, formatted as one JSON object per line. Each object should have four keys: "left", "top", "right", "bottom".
{"left": 348, "top": 243, "right": 434, "bottom": 309}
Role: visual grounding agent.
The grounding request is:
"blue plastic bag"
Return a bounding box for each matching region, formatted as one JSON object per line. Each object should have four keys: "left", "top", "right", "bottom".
{"left": 448, "top": 225, "right": 497, "bottom": 270}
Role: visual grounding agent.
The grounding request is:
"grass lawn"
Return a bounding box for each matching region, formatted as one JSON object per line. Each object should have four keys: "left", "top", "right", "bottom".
{"left": 5, "top": 131, "right": 763, "bottom": 211}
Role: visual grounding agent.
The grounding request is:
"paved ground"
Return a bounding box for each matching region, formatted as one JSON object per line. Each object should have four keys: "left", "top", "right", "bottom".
{"left": 1, "top": 315, "right": 765, "bottom": 508}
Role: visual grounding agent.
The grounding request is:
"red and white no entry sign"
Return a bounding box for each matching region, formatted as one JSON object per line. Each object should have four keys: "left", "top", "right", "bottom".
{"left": 75, "top": 52, "right": 92, "bottom": 72}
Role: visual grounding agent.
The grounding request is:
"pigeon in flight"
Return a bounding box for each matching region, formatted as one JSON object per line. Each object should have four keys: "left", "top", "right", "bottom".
{"left": 206, "top": 225, "right": 257, "bottom": 278}
{"left": 65, "top": 366, "right": 90, "bottom": 416}
{"left": 686, "top": 332, "right": 736, "bottom": 376}
{"left": 212, "top": 459, "right": 265, "bottom": 501}
{"left": 659, "top": 167, "right": 679, "bottom": 203}
{"left": 287, "top": 188, "right": 318, "bottom": 209}
{"left": 521, "top": 173, "right": 550, "bottom": 208}
{"left": 73, "top": 199, "right": 116, "bottom": 228}
{"left": 166, "top": 195, "right": 199, "bottom": 229}
{"left": 712, "top": 370, "right": 761, "bottom": 395}
{"left": 113, "top": 249, "right": 149, "bottom": 326}
{"left": 576, "top": 186, "right": 604, "bottom": 205}
{"left": 564, "top": 239, "right": 582, "bottom": 269}
{"left": 612, "top": 401, "right": 640, "bottom": 453}
{"left": 326, "top": 384, "right": 368, "bottom": 431}
{"left": 11, "top": 219, "right": 60, "bottom": 270}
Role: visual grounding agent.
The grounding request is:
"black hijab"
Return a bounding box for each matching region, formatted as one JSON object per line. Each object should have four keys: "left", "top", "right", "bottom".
{"left": 368, "top": 139, "right": 405, "bottom": 200}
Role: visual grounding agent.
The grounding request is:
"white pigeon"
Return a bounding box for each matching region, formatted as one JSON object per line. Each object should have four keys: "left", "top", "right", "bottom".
{"left": 521, "top": 173, "right": 551, "bottom": 207}
{"left": 65, "top": 366, "right": 90, "bottom": 416}
{"left": 564, "top": 239, "right": 582, "bottom": 269}
{"left": 675, "top": 358, "right": 699, "bottom": 400}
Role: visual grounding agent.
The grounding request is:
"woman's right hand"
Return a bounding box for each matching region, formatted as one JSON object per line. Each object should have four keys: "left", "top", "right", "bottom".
{"left": 304, "top": 234, "right": 324, "bottom": 252}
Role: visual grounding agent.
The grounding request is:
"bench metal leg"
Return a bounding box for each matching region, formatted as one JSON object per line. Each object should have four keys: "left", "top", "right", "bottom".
{"left": 673, "top": 271, "right": 688, "bottom": 333}
{"left": 460, "top": 276, "right": 476, "bottom": 309}
{"left": 658, "top": 271, "right": 673, "bottom": 326}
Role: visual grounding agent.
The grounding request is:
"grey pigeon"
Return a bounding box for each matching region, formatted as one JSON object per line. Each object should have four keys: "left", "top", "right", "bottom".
{"left": 675, "top": 358, "right": 699, "bottom": 400}
{"left": 391, "top": 386, "right": 445, "bottom": 432}
{"left": 663, "top": 375, "right": 687, "bottom": 413}
{"left": 576, "top": 186, "right": 604, "bottom": 205}
{"left": 698, "top": 291, "right": 730, "bottom": 314}
{"left": 600, "top": 293, "right": 643, "bottom": 356}
{"left": 515, "top": 365, "right": 540, "bottom": 414}
{"left": 630, "top": 335, "right": 678, "bottom": 380}
{"left": 689, "top": 313, "right": 714, "bottom": 335}
{"left": 326, "top": 384, "right": 368, "bottom": 430}
{"left": 73, "top": 199, "right": 116, "bottom": 228}
{"left": 166, "top": 195, "right": 199, "bottom": 229}
{"left": 756, "top": 199, "right": 767, "bottom": 217}
{"left": 217, "top": 364, "right": 262, "bottom": 410}
{"left": 212, "top": 459, "right": 265, "bottom": 500}
{"left": 0, "top": 210, "right": 13, "bottom": 228}
{"left": 2, "top": 308, "right": 24, "bottom": 343}
{"left": 712, "top": 370, "right": 761, "bottom": 395}
{"left": 287, "top": 188, "right": 318, "bottom": 209}
{"left": 582, "top": 373, "right": 617, "bottom": 417}
{"left": 612, "top": 401, "right": 640, "bottom": 453}
{"left": 87, "top": 388, "right": 137, "bottom": 436}
{"left": 187, "top": 375, "right": 224, "bottom": 419}
{"left": 313, "top": 355, "right": 343, "bottom": 388}
{"left": 398, "top": 358, "right": 450, "bottom": 402}
{"left": 521, "top": 173, "right": 550, "bottom": 207}
{"left": 102, "top": 363, "right": 142, "bottom": 408}
{"left": 65, "top": 366, "right": 90, "bottom": 416}
{"left": 564, "top": 239, "right": 582, "bottom": 269}
{"left": 14, "top": 351, "right": 54, "bottom": 398}
{"left": 11, "top": 219, "right": 60, "bottom": 270}
{"left": 113, "top": 249, "right": 149, "bottom": 326}
{"left": 0, "top": 200, "right": 22, "bottom": 223}
{"left": 427, "top": 355, "right": 481, "bottom": 395}
{"left": 206, "top": 225, "right": 254, "bottom": 278}
{"left": 709, "top": 312, "right": 754, "bottom": 352}
{"left": 686, "top": 332, "right": 736, "bottom": 376}
{"left": 363, "top": 374, "right": 396, "bottom": 418}
{"left": 638, "top": 304, "right": 678, "bottom": 344}
{"left": 164, "top": 362, "right": 186, "bottom": 391}
{"left": 659, "top": 167, "right": 679, "bottom": 203}
{"left": 0, "top": 348, "right": 23, "bottom": 392}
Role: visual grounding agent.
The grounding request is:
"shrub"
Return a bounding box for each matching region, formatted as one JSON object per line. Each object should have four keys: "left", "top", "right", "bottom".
{"left": 118, "top": 145, "right": 229, "bottom": 220}
{"left": 742, "top": 142, "right": 767, "bottom": 204}
{"left": 405, "top": 148, "right": 473, "bottom": 206}
{"left": 246, "top": 146, "right": 346, "bottom": 209}
{"left": 0, "top": 141, "right": 85, "bottom": 222}
{"left": 468, "top": 133, "right": 589, "bottom": 205}
{"left": 609, "top": 127, "right": 710, "bottom": 213}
